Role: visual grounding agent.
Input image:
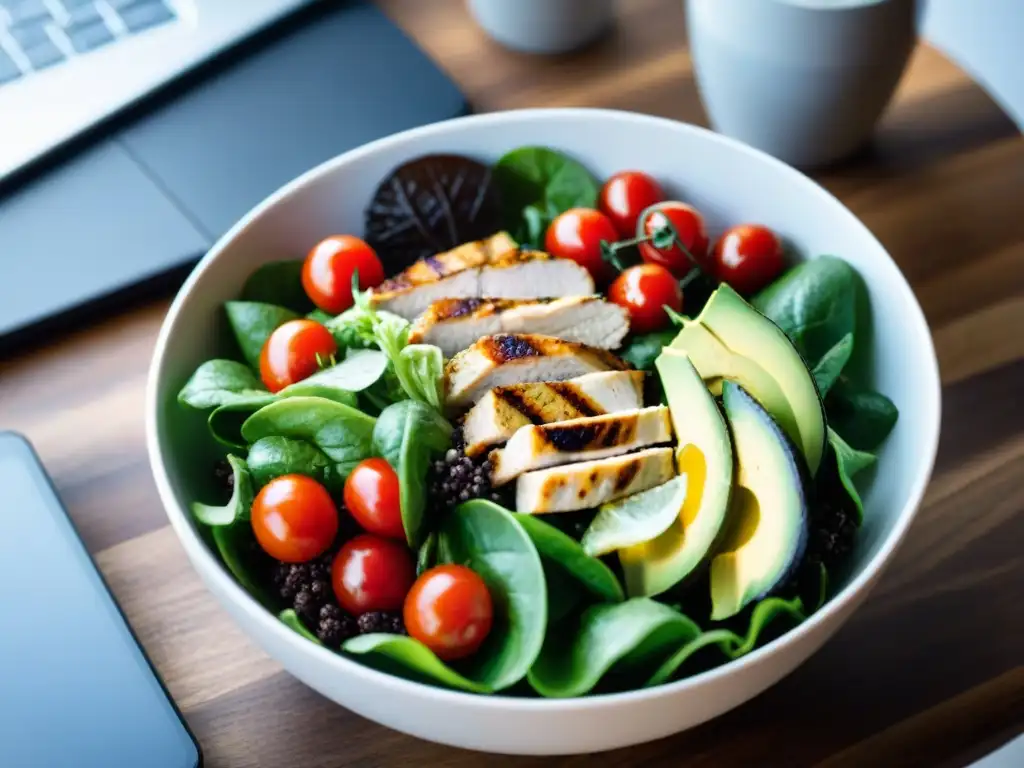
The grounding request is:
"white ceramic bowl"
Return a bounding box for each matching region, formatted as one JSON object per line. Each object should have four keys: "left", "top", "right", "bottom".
{"left": 146, "top": 109, "right": 941, "bottom": 755}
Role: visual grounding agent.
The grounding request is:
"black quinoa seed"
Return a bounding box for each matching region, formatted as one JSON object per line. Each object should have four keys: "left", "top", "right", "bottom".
{"left": 273, "top": 550, "right": 337, "bottom": 627}
{"left": 428, "top": 431, "right": 508, "bottom": 514}
{"left": 318, "top": 604, "right": 359, "bottom": 647}
{"left": 357, "top": 611, "right": 406, "bottom": 635}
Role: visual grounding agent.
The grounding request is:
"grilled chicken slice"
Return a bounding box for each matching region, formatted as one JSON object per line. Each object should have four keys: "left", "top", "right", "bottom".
{"left": 461, "top": 370, "right": 646, "bottom": 457}
{"left": 445, "top": 334, "right": 631, "bottom": 410}
{"left": 516, "top": 447, "right": 675, "bottom": 514}
{"left": 491, "top": 406, "right": 673, "bottom": 486}
{"left": 408, "top": 296, "right": 630, "bottom": 358}
{"left": 369, "top": 232, "right": 594, "bottom": 320}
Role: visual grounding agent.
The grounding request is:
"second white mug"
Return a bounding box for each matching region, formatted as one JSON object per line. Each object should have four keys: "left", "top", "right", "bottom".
{"left": 687, "top": 0, "right": 918, "bottom": 169}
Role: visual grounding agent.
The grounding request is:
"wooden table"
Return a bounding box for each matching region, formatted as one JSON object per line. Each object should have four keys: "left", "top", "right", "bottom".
{"left": 2, "top": 1, "right": 1022, "bottom": 765}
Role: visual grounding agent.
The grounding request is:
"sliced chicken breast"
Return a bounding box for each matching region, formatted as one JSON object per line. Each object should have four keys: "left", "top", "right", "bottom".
{"left": 369, "top": 232, "right": 594, "bottom": 320}
{"left": 445, "top": 334, "right": 631, "bottom": 410}
{"left": 408, "top": 296, "right": 630, "bottom": 358}
{"left": 516, "top": 447, "right": 675, "bottom": 514}
{"left": 461, "top": 370, "right": 646, "bottom": 457}
{"left": 491, "top": 406, "right": 673, "bottom": 486}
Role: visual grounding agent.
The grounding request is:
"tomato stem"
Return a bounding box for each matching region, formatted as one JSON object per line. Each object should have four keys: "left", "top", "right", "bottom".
{"left": 599, "top": 217, "right": 714, "bottom": 282}
{"left": 599, "top": 240, "right": 633, "bottom": 272}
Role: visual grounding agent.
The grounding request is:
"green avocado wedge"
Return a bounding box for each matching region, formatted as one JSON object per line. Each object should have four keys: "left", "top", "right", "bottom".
{"left": 670, "top": 284, "right": 826, "bottom": 476}
{"left": 710, "top": 382, "right": 810, "bottom": 621}
{"left": 618, "top": 350, "right": 733, "bottom": 598}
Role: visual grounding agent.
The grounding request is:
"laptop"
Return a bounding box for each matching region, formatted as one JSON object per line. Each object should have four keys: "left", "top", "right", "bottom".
{"left": 0, "top": 0, "right": 469, "bottom": 350}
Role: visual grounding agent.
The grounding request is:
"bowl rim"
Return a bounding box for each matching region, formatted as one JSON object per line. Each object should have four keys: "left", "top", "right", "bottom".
{"left": 146, "top": 107, "right": 942, "bottom": 710}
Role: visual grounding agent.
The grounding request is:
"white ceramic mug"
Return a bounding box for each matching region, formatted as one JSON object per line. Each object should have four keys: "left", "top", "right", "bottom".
{"left": 686, "top": 0, "right": 918, "bottom": 169}
{"left": 467, "top": 0, "right": 615, "bottom": 55}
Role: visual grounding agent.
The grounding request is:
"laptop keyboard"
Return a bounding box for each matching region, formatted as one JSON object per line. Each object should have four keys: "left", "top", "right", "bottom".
{"left": 0, "top": 0, "right": 176, "bottom": 85}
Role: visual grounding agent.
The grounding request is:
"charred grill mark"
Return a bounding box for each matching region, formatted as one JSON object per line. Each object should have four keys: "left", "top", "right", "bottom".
{"left": 588, "top": 470, "right": 599, "bottom": 483}
{"left": 544, "top": 424, "right": 600, "bottom": 452}
{"left": 484, "top": 334, "right": 542, "bottom": 364}
{"left": 578, "top": 487, "right": 588, "bottom": 500}
{"left": 613, "top": 459, "right": 641, "bottom": 493}
{"left": 496, "top": 388, "right": 545, "bottom": 425}
{"left": 546, "top": 382, "right": 602, "bottom": 417}
{"left": 373, "top": 233, "right": 517, "bottom": 298}
{"left": 423, "top": 254, "right": 445, "bottom": 277}
{"left": 540, "top": 475, "right": 567, "bottom": 503}
{"left": 438, "top": 298, "right": 485, "bottom": 320}
{"left": 542, "top": 414, "right": 637, "bottom": 453}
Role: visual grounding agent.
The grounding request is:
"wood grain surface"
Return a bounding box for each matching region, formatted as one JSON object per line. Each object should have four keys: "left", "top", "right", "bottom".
{"left": 2, "top": 0, "right": 1023, "bottom": 765}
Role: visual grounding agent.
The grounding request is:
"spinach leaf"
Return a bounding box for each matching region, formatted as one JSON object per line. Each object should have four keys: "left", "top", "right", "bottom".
{"left": 343, "top": 634, "right": 492, "bottom": 694}
{"left": 493, "top": 146, "right": 600, "bottom": 247}
{"left": 753, "top": 256, "right": 858, "bottom": 366}
{"left": 543, "top": 561, "right": 584, "bottom": 624}
{"left": 247, "top": 436, "right": 347, "bottom": 493}
{"left": 440, "top": 500, "right": 547, "bottom": 690}
{"left": 208, "top": 395, "right": 278, "bottom": 450}
{"left": 241, "top": 396, "right": 376, "bottom": 468}
{"left": 726, "top": 594, "right": 805, "bottom": 658}
{"left": 372, "top": 401, "right": 452, "bottom": 548}
{"left": 178, "top": 360, "right": 270, "bottom": 410}
{"left": 280, "top": 385, "right": 357, "bottom": 408}
{"left": 811, "top": 332, "right": 853, "bottom": 398}
{"left": 644, "top": 629, "right": 738, "bottom": 687}
{"left": 280, "top": 349, "right": 388, "bottom": 397}
{"left": 279, "top": 609, "right": 322, "bottom": 645}
{"left": 360, "top": 363, "right": 406, "bottom": 414}
{"left": 825, "top": 377, "right": 899, "bottom": 451}
{"left": 620, "top": 329, "right": 677, "bottom": 371}
{"left": 645, "top": 594, "right": 806, "bottom": 686}
{"left": 580, "top": 475, "right": 687, "bottom": 557}
{"left": 191, "top": 455, "right": 253, "bottom": 526}
{"left": 513, "top": 513, "right": 624, "bottom": 603}
{"left": 827, "top": 427, "right": 877, "bottom": 525}
{"left": 199, "top": 458, "right": 269, "bottom": 603}
{"left": 416, "top": 532, "right": 438, "bottom": 576}
{"left": 241, "top": 260, "right": 313, "bottom": 314}
{"left": 225, "top": 301, "right": 299, "bottom": 370}
{"left": 527, "top": 599, "right": 700, "bottom": 698}
{"left": 212, "top": 524, "right": 267, "bottom": 602}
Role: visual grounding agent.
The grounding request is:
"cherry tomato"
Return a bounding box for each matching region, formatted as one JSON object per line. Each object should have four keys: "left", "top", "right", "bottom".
{"left": 259, "top": 318, "right": 337, "bottom": 393}
{"left": 251, "top": 475, "right": 339, "bottom": 563}
{"left": 638, "top": 201, "right": 710, "bottom": 277}
{"left": 344, "top": 458, "right": 404, "bottom": 540}
{"left": 608, "top": 263, "right": 683, "bottom": 335}
{"left": 302, "top": 234, "right": 386, "bottom": 314}
{"left": 404, "top": 564, "right": 493, "bottom": 661}
{"left": 599, "top": 171, "right": 666, "bottom": 238}
{"left": 332, "top": 534, "right": 415, "bottom": 615}
{"left": 544, "top": 207, "right": 618, "bottom": 283}
{"left": 711, "top": 224, "right": 785, "bottom": 295}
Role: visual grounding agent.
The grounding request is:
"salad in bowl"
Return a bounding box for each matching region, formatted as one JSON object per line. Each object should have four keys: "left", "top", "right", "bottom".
{"left": 173, "top": 145, "right": 899, "bottom": 699}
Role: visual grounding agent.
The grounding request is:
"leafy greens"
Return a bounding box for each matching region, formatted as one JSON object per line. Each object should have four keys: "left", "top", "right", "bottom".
{"left": 372, "top": 400, "right": 453, "bottom": 548}
{"left": 493, "top": 146, "right": 601, "bottom": 247}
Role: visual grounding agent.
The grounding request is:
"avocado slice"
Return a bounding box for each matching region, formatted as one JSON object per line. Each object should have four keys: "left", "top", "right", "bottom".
{"left": 619, "top": 350, "right": 733, "bottom": 598}
{"left": 670, "top": 283, "right": 826, "bottom": 475}
{"left": 710, "top": 381, "right": 809, "bottom": 621}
